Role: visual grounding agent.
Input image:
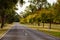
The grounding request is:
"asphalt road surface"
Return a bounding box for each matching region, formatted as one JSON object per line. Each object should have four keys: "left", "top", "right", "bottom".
{"left": 0, "top": 23, "right": 60, "bottom": 40}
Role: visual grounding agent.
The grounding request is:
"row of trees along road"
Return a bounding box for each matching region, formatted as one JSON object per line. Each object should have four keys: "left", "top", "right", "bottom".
{"left": 20, "top": 0, "right": 60, "bottom": 29}
{"left": 0, "top": 0, "right": 24, "bottom": 28}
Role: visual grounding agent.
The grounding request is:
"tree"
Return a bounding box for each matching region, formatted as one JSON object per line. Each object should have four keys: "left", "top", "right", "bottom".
{"left": 0, "top": 0, "right": 24, "bottom": 28}
{"left": 36, "top": 17, "right": 41, "bottom": 26}
{"left": 0, "top": 0, "right": 18, "bottom": 28}
{"left": 6, "top": 9, "right": 17, "bottom": 23}
{"left": 29, "top": 0, "right": 48, "bottom": 10}
{"left": 19, "top": 0, "right": 25, "bottom": 7}
{"left": 41, "top": 13, "right": 47, "bottom": 28}
{"left": 47, "top": 13, "right": 54, "bottom": 29}
{"left": 14, "top": 14, "right": 20, "bottom": 22}
{"left": 53, "top": 0, "right": 60, "bottom": 24}
{"left": 28, "top": 4, "right": 37, "bottom": 13}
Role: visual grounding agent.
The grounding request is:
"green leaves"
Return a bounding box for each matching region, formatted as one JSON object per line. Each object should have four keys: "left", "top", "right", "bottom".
{"left": 19, "top": 0, "right": 25, "bottom": 7}
{"left": 0, "top": 0, "right": 18, "bottom": 28}
{"left": 20, "top": 0, "right": 24, "bottom": 5}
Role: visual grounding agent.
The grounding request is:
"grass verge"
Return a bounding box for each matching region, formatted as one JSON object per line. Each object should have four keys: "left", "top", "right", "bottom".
{"left": 26, "top": 24, "right": 60, "bottom": 38}
{"left": 0, "top": 23, "right": 14, "bottom": 38}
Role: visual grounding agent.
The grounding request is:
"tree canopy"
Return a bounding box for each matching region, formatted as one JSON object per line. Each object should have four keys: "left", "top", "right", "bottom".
{"left": 0, "top": 0, "right": 24, "bottom": 28}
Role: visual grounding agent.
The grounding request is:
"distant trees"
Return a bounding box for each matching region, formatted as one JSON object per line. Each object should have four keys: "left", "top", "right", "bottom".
{"left": 37, "top": 17, "right": 41, "bottom": 26}
{"left": 47, "top": 13, "right": 54, "bottom": 29}
{"left": 5, "top": 10, "right": 20, "bottom": 24}
{"left": 5, "top": 10, "right": 15, "bottom": 23}
{"left": 53, "top": 0, "right": 60, "bottom": 24}
{"left": 41, "top": 13, "right": 47, "bottom": 28}
{"left": 20, "top": 0, "right": 60, "bottom": 29}
{"left": 14, "top": 14, "right": 20, "bottom": 22}
{"left": 29, "top": 0, "right": 48, "bottom": 10}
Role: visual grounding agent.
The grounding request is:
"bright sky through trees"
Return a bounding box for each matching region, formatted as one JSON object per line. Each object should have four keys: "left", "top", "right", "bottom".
{"left": 15, "top": 0, "right": 30, "bottom": 14}
{"left": 15, "top": 0, "right": 57, "bottom": 14}
{"left": 47, "top": 0, "right": 57, "bottom": 5}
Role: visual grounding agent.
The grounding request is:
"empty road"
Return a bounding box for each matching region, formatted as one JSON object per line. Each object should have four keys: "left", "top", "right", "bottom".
{"left": 0, "top": 23, "right": 60, "bottom": 40}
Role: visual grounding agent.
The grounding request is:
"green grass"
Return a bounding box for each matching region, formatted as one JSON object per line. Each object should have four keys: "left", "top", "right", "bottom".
{"left": 39, "top": 30, "right": 60, "bottom": 38}
{"left": 26, "top": 23, "right": 60, "bottom": 38}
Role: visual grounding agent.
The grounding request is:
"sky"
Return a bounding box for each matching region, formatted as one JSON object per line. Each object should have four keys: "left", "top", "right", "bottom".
{"left": 15, "top": 0, "right": 30, "bottom": 14}
{"left": 15, "top": 0, "right": 57, "bottom": 14}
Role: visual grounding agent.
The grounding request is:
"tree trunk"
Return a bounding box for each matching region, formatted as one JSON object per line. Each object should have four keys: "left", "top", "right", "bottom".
{"left": 1, "top": 17, "right": 5, "bottom": 28}
{"left": 43, "top": 22, "right": 44, "bottom": 28}
{"left": 49, "top": 22, "right": 51, "bottom": 29}
{"left": 38, "top": 22, "right": 40, "bottom": 26}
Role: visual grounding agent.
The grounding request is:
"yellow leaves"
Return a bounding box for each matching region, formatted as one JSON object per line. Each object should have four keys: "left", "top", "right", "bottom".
{"left": 26, "top": 13, "right": 37, "bottom": 19}
{"left": 37, "top": 9, "right": 50, "bottom": 15}
{"left": 26, "top": 15, "right": 32, "bottom": 19}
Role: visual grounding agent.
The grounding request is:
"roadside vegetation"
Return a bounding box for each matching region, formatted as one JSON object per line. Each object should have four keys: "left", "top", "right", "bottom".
{"left": 26, "top": 23, "right": 60, "bottom": 38}
{"left": 0, "top": 0, "right": 23, "bottom": 38}
{"left": 20, "top": 0, "right": 60, "bottom": 38}
{"left": 0, "top": 0, "right": 60, "bottom": 39}
{"left": 0, "top": 0, "right": 23, "bottom": 28}
{"left": 0, "top": 23, "right": 14, "bottom": 38}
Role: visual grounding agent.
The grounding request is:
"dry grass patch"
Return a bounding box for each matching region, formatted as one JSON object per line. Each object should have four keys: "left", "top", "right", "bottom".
{"left": 26, "top": 24, "right": 60, "bottom": 38}
{"left": 0, "top": 24, "right": 14, "bottom": 38}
